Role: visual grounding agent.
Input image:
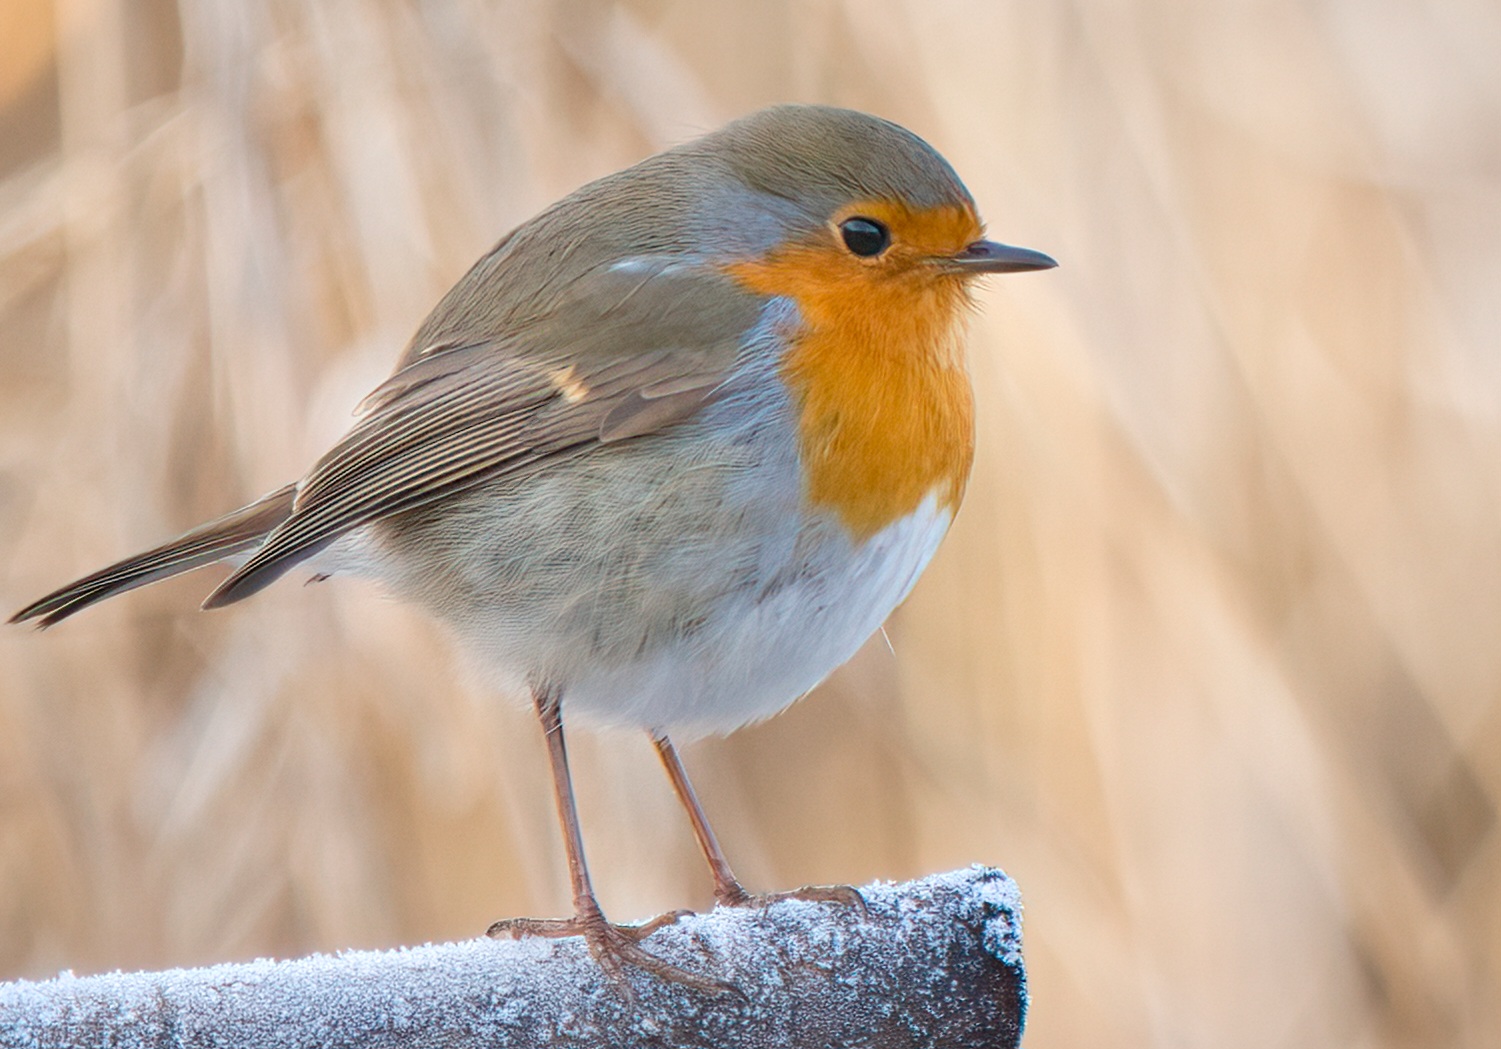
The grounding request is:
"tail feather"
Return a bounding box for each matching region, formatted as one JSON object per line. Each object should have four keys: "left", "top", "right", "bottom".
{"left": 9, "top": 484, "right": 297, "bottom": 628}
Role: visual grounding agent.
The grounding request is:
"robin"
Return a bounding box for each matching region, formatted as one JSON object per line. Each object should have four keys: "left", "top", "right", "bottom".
{"left": 12, "top": 104, "right": 1055, "bottom": 992}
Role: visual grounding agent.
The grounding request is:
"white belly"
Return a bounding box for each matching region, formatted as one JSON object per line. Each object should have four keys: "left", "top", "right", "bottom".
{"left": 556, "top": 491, "right": 953, "bottom": 736}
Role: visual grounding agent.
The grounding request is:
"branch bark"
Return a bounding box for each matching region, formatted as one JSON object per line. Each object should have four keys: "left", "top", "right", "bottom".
{"left": 0, "top": 866, "right": 1025, "bottom": 1048}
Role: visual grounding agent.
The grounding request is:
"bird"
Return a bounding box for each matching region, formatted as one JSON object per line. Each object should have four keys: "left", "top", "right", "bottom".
{"left": 11, "top": 104, "right": 1055, "bottom": 993}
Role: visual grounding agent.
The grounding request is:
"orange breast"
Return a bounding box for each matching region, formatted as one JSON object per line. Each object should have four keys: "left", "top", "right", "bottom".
{"left": 724, "top": 201, "right": 979, "bottom": 541}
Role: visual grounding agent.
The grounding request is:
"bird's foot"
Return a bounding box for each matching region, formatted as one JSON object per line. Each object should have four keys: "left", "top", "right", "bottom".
{"left": 487, "top": 906, "right": 738, "bottom": 998}
{"left": 715, "top": 881, "right": 869, "bottom": 916}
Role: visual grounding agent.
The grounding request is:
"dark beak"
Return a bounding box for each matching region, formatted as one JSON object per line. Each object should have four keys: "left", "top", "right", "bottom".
{"left": 942, "top": 239, "right": 1058, "bottom": 274}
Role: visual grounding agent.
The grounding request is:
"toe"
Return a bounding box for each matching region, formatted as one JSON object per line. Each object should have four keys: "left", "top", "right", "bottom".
{"left": 486, "top": 915, "right": 585, "bottom": 940}
{"left": 717, "top": 883, "right": 869, "bottom": 917}
{"left": 791, "top": 883, "right": 869, "bottom": 915}
{"left": 583, "top": 919, "right": 742, "bottom": 999}
{"left": 622, "top": 908, "right": 694, "bottom": 940}
{"left": 491, "top": 909, "right": 737, "bottom": 997}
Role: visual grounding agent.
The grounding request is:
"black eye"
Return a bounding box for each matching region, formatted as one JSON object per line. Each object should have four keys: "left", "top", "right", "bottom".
{"left": 839, "top": 217, "right": 890, "bottom": 257}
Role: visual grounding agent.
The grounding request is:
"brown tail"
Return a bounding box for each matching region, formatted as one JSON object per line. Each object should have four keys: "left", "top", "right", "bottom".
{"left": 9, "top": 484, "right": 297, "bottom": 628}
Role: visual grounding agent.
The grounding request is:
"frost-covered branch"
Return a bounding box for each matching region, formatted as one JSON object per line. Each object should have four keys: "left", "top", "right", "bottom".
{"left": 0, "top": 866, "right": 1025, "bottom": 1049}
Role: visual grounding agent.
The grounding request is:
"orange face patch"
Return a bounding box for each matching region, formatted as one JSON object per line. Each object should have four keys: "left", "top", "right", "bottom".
{"left": 724, "top": 200, "right": 980, "bottom": 540}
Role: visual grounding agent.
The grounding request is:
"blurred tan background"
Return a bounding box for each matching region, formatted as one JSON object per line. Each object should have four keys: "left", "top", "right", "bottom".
{"left": 2, "top": 0, "right": 1498, "bottom": 1045}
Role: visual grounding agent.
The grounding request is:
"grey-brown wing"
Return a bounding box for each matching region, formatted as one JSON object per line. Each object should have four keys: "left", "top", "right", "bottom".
{"left": 202, "top": 260, "right": 763, "bottom": 608}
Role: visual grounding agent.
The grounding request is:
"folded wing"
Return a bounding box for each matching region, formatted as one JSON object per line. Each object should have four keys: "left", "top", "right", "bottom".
{"left": 203, "top": 259, "right": 764, "bottom": 608}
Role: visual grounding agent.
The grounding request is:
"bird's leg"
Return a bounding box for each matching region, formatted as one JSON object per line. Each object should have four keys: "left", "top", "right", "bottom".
{"left": 650, "top": 731, "right": 748, "bottom": 905}
{"left": 488, "top": 686, "right": 732, "bottom": 996}
{"left": 650, "top": 732, "right": 867, "bottom": 915}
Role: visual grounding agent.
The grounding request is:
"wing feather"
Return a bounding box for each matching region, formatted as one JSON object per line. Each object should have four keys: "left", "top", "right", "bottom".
{"left": 202, "top": 259, "right": 764, "bottom": 608}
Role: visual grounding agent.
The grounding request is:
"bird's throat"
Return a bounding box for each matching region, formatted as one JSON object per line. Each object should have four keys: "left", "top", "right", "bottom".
{"left": 724, "top": 248, "right": 976, "bottom": 542}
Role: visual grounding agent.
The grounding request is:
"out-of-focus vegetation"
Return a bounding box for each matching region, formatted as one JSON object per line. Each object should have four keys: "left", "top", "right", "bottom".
{"left": 2, "top": 3, "right": 1497, "bottom": 1047}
